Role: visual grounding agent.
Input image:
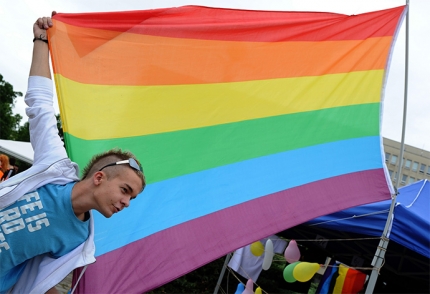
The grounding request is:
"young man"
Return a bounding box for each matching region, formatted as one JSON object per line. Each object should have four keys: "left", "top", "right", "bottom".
{"left": 0, "top": 13, "right": 146, "bottom": 293}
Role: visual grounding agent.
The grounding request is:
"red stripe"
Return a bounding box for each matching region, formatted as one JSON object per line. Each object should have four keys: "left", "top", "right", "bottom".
{"left": 342, "top": 268, "right": 367, "bottom": 293}
{"left": 54, "top": 5, "right": 405, "bottom": 42}
{"left": 73, "top": 169, "right": 389, "bottom": 293}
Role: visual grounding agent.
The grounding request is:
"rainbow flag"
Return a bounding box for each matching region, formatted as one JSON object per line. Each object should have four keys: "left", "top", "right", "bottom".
{"left": 333, "top": 264, "right": 367, "bottom": 294}
{"left": 48, "top": 5, "right": 406, "bottom": 292}
{"left": 317, "top": 263, "right": 367, "bottom": 294}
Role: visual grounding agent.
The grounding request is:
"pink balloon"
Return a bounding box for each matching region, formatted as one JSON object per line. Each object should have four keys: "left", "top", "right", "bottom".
{"left": 242, "top": 279, "right": 254, "bottom": 294}
{"left": 284, "top": 240, "right": 301, "bottom": 263}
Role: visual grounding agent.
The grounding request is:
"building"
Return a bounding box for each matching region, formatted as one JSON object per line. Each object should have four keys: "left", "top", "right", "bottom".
{"left": 383, "top": 137, "right": 430, "bottom": 187}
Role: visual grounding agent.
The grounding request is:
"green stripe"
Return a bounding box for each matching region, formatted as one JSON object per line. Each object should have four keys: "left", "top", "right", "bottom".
{"left": 65, "top": 103, "right": 380, "bottom": 183}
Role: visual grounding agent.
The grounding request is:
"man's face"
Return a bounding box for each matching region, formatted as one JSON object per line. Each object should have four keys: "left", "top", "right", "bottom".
{"left": 94, "top": 168, "right": 143, "bottom": 218}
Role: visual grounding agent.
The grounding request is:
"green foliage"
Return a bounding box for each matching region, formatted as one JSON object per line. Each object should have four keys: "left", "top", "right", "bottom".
{"left": 0, "top": 74, "right": 23, "bottom": 140}
{"left": 13, "top": 121, "right": 30, "bottom": 142}
{"left": 0, "top": 74, "right": 64, "bottom": 144}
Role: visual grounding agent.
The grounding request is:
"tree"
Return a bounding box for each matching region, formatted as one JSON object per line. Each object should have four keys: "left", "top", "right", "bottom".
{"left": 14, "top": 122, "right": 30, "bottom": 142}
{"left": 0, "top": 75, "right": 65, "bottom": 143}
{"left": 0, "top": 74, "right": 23, "bottom": 140}
{"left": 56, "top": 114, "right": 64, "bottom": 143}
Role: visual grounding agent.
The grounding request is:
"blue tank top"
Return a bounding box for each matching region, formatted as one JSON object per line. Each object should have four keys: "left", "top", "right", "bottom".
{"left": 0, "top": 182, "right": 90, "bottom": 293}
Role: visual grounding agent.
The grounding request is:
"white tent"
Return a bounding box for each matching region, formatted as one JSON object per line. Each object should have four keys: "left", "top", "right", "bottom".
{"left": 0, "top": 139, "right": 34, "bottom": 164}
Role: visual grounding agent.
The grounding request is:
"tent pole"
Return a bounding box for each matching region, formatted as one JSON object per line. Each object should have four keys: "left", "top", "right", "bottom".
{"left": 365, "top": 1, "right": 409, "bottom": 293}
{"left": 213, "top": 253, "right": 232, "bottom": 294}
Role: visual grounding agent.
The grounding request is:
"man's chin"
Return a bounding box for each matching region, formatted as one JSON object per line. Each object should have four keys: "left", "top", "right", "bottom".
{"left": 102, "top": 210, "right": 114, "bottom": 218}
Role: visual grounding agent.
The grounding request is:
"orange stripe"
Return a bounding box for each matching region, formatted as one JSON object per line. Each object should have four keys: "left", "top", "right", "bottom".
{"left": 49, "top": 20, "right": 392, "bottom": 86}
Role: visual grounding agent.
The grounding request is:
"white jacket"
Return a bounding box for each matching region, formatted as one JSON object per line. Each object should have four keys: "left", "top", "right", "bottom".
{"left": 0, "top": 76, "right": 96, "bottom": 293}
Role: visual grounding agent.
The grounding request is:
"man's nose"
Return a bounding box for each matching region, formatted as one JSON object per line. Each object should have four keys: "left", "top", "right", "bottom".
{"left": 122, "top": 196, "right": 130, "bottom": 208}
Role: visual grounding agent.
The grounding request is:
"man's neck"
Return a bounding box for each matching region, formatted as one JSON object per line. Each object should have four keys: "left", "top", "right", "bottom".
{"left": 71, "top": 180, "right": 93, "bottom": 220}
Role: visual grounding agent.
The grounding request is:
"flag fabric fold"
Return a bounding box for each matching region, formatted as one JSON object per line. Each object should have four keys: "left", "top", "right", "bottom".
{"left": 47, "top": 5, "right": 405, "bottom": 292}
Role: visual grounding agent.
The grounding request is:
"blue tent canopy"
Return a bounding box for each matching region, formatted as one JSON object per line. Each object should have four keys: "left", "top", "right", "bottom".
{"left": 306, "top": 179, "right": 430, "bottom": 258}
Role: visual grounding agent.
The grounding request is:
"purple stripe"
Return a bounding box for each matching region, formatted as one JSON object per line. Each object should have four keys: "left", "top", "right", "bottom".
{"left": 74, "top": 169, "right": 390, "bottom": 293}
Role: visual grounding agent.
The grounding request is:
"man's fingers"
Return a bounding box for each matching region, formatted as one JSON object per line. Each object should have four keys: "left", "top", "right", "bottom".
{"left": 35, "top": 16, "right": 53, "bottom": 29}
{"left": 47, "top": 17, "right": 53, "bottom": 27}
{"left": 35, "top": 18, "right": 45, "bottom": 29}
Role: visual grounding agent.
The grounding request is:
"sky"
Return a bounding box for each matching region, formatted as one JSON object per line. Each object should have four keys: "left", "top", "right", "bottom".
{"left": 2, "top": 0, "right": 429, "bottom": 151}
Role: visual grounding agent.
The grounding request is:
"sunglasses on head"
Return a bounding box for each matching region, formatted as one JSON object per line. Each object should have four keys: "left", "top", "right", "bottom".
{"left": 99, "top": 158, "right": 145, "bottom": 190}
{"left": 99, "top": 158, "right": 142, "bottom": 173}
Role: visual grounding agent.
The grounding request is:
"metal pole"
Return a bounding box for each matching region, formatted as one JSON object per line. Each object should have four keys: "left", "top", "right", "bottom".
{"left": 395, "top": 2, "right": 410, "bottom": 193}
{"left": 213, "top": 253, "right": 232, "bottom": 294}
{"left": 365, "top": 1, "right": 409, "bottom": 293}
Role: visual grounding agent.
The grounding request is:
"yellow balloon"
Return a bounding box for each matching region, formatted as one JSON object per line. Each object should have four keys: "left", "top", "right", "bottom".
{"left": 292, "top": 262, "right": 320, "bottom": 282}
{"left": 255, "top": 287, "right": 262, "bottom": 294}
{"left": 250, "top": 241, "right": 264, "bottom": 256}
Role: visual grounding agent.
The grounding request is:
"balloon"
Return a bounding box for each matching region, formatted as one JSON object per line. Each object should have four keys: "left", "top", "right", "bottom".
{"left": 262, "top": 239, "right": 274, "bottom": 270}
{"left": 255, "top": 287, "right": 262, "bottom": 294}
{"left": 284, "top": 240, "right": 301, "bottom": 263}
{"left": 234, "top": 283, "right": 245, "bottom": 294}
{"left": 283, "top": 261, "right": 300, "bottom": 283}
{"left": 250, "top": 241, "right": 265, "bottom": 256}
{"left": 242, "top": 279, "right": 254, "bottom": 294}
{"left": 293, "top": 262, "right": 321, "bottom": 282}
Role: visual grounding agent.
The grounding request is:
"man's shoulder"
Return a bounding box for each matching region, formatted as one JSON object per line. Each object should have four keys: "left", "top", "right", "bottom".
{"left": 0, "top": 159, "right": 79, "bottom": 208}
{"left": 37, "top": 181, "right": 77, "bottom": 194}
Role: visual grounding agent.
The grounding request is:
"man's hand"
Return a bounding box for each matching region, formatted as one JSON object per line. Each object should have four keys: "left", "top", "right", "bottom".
{"left": 33, "top": 11, "right": 56, "bottom": 40}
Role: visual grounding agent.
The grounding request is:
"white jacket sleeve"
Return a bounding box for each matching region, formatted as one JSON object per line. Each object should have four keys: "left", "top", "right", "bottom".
{"left": 25, "top": 76, "right": 68, "bottom": 165}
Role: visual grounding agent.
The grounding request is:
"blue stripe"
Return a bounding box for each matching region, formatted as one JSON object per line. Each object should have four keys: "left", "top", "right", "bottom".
{"left": 94, "top": 136, "right": 383, "bottom": 256}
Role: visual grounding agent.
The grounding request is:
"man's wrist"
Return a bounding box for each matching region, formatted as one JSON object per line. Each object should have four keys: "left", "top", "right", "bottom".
{"left": 33, "top": 34, "right": 48, "bottom": 44}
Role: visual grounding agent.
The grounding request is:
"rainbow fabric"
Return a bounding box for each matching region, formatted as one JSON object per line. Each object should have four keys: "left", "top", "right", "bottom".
{"left": 48, "top": 5, "right": 405, "bottom": 292}
{"left": 317, "top": 263, "right": 367, "bottom": 294}
{"left": 333, "top": 264, "right": 367, "bottom": 294}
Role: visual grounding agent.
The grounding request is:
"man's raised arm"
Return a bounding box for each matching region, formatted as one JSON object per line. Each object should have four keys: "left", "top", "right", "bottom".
{"left": 26, "top": 11, "right": 71, "bottom": 166}
{"left": 30, "top": 12, "right": 56, "bottom": 78}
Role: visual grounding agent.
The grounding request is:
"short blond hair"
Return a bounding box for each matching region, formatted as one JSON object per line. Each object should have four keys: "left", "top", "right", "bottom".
{"left": 81, "top": 148, "right": 145, "bottom": 188}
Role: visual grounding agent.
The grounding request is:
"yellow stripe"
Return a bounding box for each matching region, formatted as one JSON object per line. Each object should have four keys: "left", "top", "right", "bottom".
{"left": 333, "top": 264, "right": 348, "bottom": 293}
{"left": 55, "top": 70, "right": 384, "bottom": 140}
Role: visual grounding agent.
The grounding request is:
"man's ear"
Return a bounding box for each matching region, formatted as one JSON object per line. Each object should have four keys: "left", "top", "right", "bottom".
{"left": 93, "top": 171, "right": 104, "bottom": 186}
